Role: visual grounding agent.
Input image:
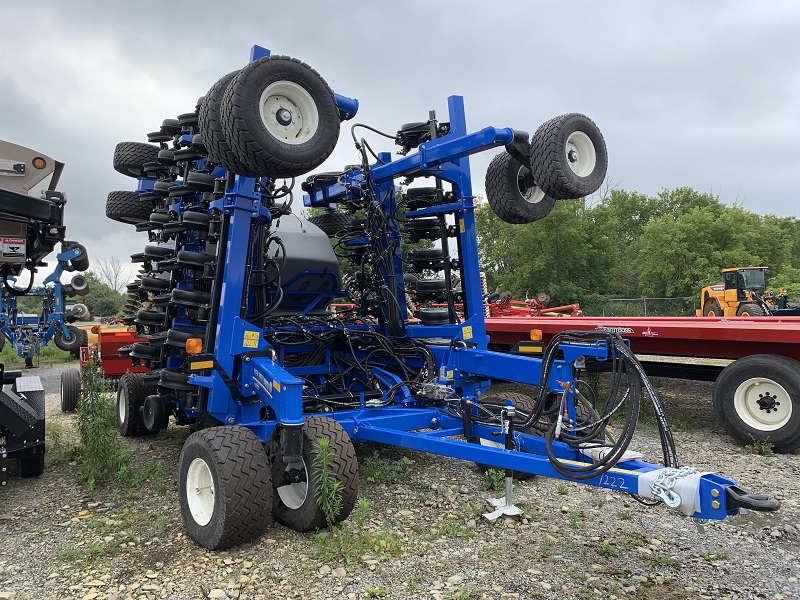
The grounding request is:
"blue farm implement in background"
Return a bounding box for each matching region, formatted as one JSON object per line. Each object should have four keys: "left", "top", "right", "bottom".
{"left": 107, "top": 45, "right": 779, "bottom": 549}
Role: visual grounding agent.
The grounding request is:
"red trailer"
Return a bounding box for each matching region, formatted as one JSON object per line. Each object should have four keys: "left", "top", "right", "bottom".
{"left": 59, "top": 326, "right": 148, "bottom": 412}
{"left": 485, "top": 315, "right": 800, "bottom": 452}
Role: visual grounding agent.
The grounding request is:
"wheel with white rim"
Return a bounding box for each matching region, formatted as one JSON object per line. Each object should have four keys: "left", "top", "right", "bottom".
{"left": 178, "top": 426, "right": 273, "bottom": 549}
{"left": 484, "top": 151, "right": 556, "bottom": 224}
{"left": 268, "top": 417, "right": 359, "bottom": 531}
{"left": 530, "top": 113, "right": 608, "bottom": 200}
{"left": 116, "top": 372, "right": 154, "bottom": 437}
{"left": 220, "top": 55, "right": 340, "bottom": 179}
{"left": 713, "top": 354, "right": 800, "bottom": 452}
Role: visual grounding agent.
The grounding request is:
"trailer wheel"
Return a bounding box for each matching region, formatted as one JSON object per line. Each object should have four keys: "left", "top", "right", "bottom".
{"left": 703, "top": 299, "right": 722, "bottom": 317}
{"left": 53, "top": 326, "right": 83, "bottom": 353}
{"left": 198, "top": 70, "right": 254, "bottom": 176}
{"left": 106, "top": 191, "right": 150, "bottom": 225}
{"left": 485, "top": 152, "right": 555, "bottom": 224}
{"left": 60, "top": 368, "right": 81, "bottom": 412}
{"left": 714, "top": 354, "right": 800, "bottom": 452}
{"left": 268, "top": 417, "right": 359, "bottom": 531}
{"left": 308, "top": 212, "right": 354, "bottom": 237}
{"left": 530, "top": 113, "right": 607, "bottom": 200}
{"left": 113, "top": 141, "right": 160, "bottom": 178}
{"left": 116, "top": 373, "right": 154, "bottom": 437}
{"left": 221, "top": 56, "right": 340, "bottom": 178}
{"left": 470, "top": 392, "right": 539, "bottom": 480}
{"left": 179, "top": 426, "right": 273, "bottom": 549}
{"left": 737, "top": 303, "right": 765, "bottom": 317}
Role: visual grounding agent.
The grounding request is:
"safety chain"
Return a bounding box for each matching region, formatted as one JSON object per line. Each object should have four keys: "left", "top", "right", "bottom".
{"left": 649, "top": 466, "right": 698, "bottom": 508}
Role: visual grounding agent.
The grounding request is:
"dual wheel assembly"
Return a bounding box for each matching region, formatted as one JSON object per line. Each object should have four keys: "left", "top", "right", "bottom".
{"left": 177, "top": 419, "right": 359, "bottom": 549}
{"left": 485, "top": 113, "right": 608, "bottom": 224}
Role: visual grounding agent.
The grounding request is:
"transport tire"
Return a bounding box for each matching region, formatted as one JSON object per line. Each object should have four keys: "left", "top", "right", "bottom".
{"left": 308, "top": 212, "right": 354, "bottom": 237}
{"left": 713, "top": 354, "right": 800, "bottom": 452}
{"left": 268, "top": 417, "right": 359, "bottom": 531}
{"left": 530, "top": 113, "right": 607, "bottom": 200}
{"left": 113, "top": 141, "right": 160, "bottom": 178}
{"left": 198, "top": 70, "right": 254, "bottom": 176}
{"left": 221, "top": 56, "right": 340, "bottom": 178}
{"left": 485, "top": 151, "right": 556, "bottom": 224}
{"left": 469, "top": 392, "right": 539, "bottom": 481}
{"left": 703, "top": 299, "right": 722, "bottom": 317}
{"left": 179, "top": 426, "right": 273, "bottom": 549}
{"left": 53, "top": 325, "right": 83, "bottom": 353}
{"left": 737, "top": 303, "right": 765, "bottom": 317}
{"left": 60, "top": 368, "right": 81, "bottom": 412}
{"left": 117, "top": 373, "right": 155, "bottom": 437}
{"left": 106, "top": 191, "right": 151, "bottom": 225}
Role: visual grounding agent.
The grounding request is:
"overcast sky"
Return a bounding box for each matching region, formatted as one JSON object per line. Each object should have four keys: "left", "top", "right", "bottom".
{"left": 2, "top": 0, "right": 799, "bottom": 283}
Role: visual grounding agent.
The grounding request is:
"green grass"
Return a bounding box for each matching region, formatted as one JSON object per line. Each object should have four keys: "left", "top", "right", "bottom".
{"left": 701, "top": 550, "right": 729, "bottom": 562}
{"left": 744, "top": 435, "right": 774, "bottom": 456}
{"left": 359, "top": 451, "right": 411, "bottom": 486}
{"left": 597, "top": 543, "right": 618, "bottom": 558}
{"left": 481, "top": 468, "right": 505, "bottom": 492}
{"left": 315, "top": 526, "right": 403, "bottom": 564}
{"left": 645, "top": 554, "right": 679, "bottom": 567}
{"left": 0, "top": 342, "right": 74, "bottom": 366}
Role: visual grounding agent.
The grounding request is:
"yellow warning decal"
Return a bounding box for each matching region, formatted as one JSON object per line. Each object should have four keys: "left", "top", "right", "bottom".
{"left": 243, "top": 339, "right": 258, "bottom": 348}
{"left": 518, "top": 345, "right": 543, "bottom": 353}
{"left": 273, "top": 380, "right": 281, "bottom": 392}
{"left": 244, "top": 331, "right": 259, "bottom": 340}
{"left": 190, "top": 360, "right": 214, "bottom": 370}
{"left": 446, "top": 370, "right": 454, "bottom": 379}
{"left": 462, "top": 325, "right": 473, "bottom": 340}
{"left": 459, "top": 218, "right": 465, "bottom": 233}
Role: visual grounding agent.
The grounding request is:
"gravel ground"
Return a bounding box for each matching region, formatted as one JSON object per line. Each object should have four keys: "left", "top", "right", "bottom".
{"left": 0, "top": 363, "right": 798, "bottom": 600}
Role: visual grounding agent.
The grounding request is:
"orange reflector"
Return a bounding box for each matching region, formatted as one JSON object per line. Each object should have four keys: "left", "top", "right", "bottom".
{"left": 530, "top": 329, "right": 543, "bottom": 342}
{"left": 32, "top": 156, "right": 46, "bottom": 169}
{"left": 186, "top": 338, "right": 203, "bottom": 355}
{"left": 90, "top": 326, "right": 99, "bottom": 334}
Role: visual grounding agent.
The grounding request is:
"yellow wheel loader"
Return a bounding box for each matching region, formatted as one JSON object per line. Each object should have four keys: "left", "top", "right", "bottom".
{"left": 697, "top": 267, "right": 800, "bottom": 317}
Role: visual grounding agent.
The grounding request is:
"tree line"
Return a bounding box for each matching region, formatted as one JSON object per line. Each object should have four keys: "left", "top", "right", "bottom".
{"left": 475, "top": 187, "right": 800, "bottom": 312}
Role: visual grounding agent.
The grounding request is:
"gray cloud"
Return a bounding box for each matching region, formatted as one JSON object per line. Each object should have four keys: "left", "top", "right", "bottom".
{"left": 2, "top": 0, "right": 798, "bottom": 277}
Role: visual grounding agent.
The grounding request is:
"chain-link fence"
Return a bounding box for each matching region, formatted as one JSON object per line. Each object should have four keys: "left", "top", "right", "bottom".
{"left": 580, "top": 297, "right": 697, "bottom": 317}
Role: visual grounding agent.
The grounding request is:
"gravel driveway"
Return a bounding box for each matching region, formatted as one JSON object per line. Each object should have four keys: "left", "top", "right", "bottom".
{"left": 0, "top": 363, "right": 798, "bottom": 600}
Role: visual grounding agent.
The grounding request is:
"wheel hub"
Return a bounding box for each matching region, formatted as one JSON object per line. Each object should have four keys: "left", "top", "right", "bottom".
{"left": 733, "top": 377, "right": 792, "bottom": 431}
{"left": 275, "top": 107, "right": 293, "bottom": 126}
{"left": 259, "top": 81, "right": 319, "bottom": 145}
{"left": 516, "top": 165, "right": 545, "bottom": 204}
{"left": 186, "top": 458, "right": 215, "bottom": 527}
{"left": 564, "top": 131, "right": 596, "bottom": 177}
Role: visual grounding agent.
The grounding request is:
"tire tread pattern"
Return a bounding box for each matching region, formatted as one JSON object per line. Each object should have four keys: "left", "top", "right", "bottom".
{"left": 107, "top": 191, "right": 151, "bottom": 225}
{"left": 60, "top": 368, "right": 80, "bottom": 413}
{"left": 198, "top": 71, "right": 254, "bottom": 176}
{"left": 113, "top": 142, "right": 159, "bottom": 178}
{"left": 485, "top": 152, "right": 555, "bottom": 224}
{"left": 180, "top": 426, "right": 273, "bottom": 549}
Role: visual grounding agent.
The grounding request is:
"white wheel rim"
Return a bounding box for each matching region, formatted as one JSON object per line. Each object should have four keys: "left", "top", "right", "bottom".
{"left": 277, "top": 459, "right": 308, "bottom": 510}
{"left": 733, "top": 377, "right": 793, "bottom": 431}
{"left": 516, "top": 164, "right": 546, "bottom": 204}
{"left": 117, "top": 387, "right": 127, "bottom": 424}
{"left": 186, "top": 458, "right": 215, "bottom": 526}
{"left": 565, "top": 131, "right": 596, "bottom": 177}
{"left": 259, "top": 81, "right": 319, "bottom": 145}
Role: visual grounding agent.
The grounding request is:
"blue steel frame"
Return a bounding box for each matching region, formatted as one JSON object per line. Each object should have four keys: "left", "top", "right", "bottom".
{"left": 162, "top": 45, "right": 754, "bottom": 521}
{"left": 0, "top": 245, "right": 85, "bottom": 359}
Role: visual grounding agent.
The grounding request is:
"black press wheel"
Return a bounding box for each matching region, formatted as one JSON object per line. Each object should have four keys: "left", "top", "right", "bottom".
{"left": 60, "top": 368, "right": 81, "bottom": 412}
{"left": 737, "top": 303, "right": 765, "bottom": 317}
{"left": 53, "top": 325, "right": 84, "bottom": 353}
{"left": 268, "top": 417, "right": 359, "bottom": 531}
{"left": 221, "top": 56, "right": 340, "bottom": 179}
{"left": 470, "top": 392, "right": 539, "bottom": 481}
{"left": 63, "top": 241, "right": 90, "bottom": 272}
{"left": 178, "top": 426, "right": 273, "bottom": 549}
{"left": 308, "top": 212, "right": 354, "bottom": 237}
{"left": 113, "top": 141, "right": 160, "bottom": 178}
{"left": 703, "top": 299, "right": 723, "bottom": 317}
{"left": 106, "top": 191, "right": 152, "bottom": 225}
{"left": 198, "top": 70, "right": 254, "bottom": 176}
{"left": 713, "top": 354, "right": 800, "bottom": 452}
{"left": 485, "top": 152, "right": 556, "bottom": 224}
{"left": 116, "top": 372, "right": 155, "bottom": 437}
{"left": 530, "top": 113, "right": 608, "bottom": 200}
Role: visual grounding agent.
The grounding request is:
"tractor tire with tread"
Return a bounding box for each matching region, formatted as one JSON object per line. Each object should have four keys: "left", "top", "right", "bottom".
{"left": 737, "top": 303, "right": 765, "bottom": 317}
{"left": 116, "top": 373, "right": 156, "bottom": 437}
{"left": 60, "top": 368, "right": 81, "bottom": 413}
{"left": 178, "top": 426, "right": 273, "bottom": 549}
{"left": 703, "top": 299, "right": 723, "bottom": 317}
{"left": 485, "top": 152, "right": 555, "bottom": 224}
{"left": 308, "top": 212, "right": 354, "bottom": 237}
{"left": 268, "top": 417, "right": 359, "bottom": 531}
{"left": 220, "top": 56, "right": 340, "bottom": 179}
{"left": 113, "top": 142, "right": 160, "bottom": 178}
{"left": 530, "top": 113, "right": 607, "bottom": 200}
{"left": 53, "top": 326, "right": 84, "bottom": 354}
{"left": 107, "top": 191, "right": 151, "bottom": 225}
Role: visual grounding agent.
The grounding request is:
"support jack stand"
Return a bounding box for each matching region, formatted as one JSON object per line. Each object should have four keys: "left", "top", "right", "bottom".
{"left": 484, "top": 474, "right": 523, "bottom": 521}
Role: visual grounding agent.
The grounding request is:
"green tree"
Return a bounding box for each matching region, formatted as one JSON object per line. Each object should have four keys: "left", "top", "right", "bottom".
{"left": 80, "top": 271, "right": 126, "bottom": 316}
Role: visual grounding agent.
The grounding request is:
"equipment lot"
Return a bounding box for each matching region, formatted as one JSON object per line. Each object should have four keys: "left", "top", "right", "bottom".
{"left": 0, "top": 362, "right": 798, "bottom": 600}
